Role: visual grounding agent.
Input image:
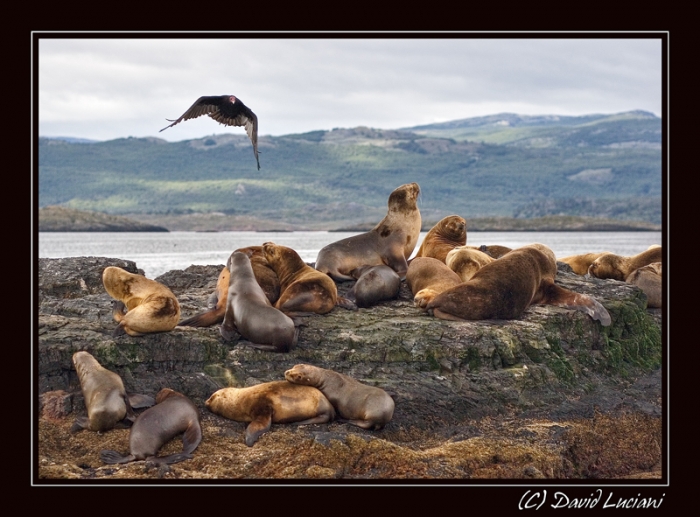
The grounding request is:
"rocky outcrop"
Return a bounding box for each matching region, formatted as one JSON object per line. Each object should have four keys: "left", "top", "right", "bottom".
{"left": 38, "top": 255, "right": 662, "bottom": 421}
{"left": 39, "top": 206, "right": 168, "bottom": 232}
{"left": 36, "top": 256, "right": 662, "bottom": 480}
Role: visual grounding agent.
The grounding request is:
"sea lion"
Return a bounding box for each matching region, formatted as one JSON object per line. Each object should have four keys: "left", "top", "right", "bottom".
{"left": 315, "top": 182, "right": 421, "bottom": 281}
{"left": 102, "top": 266, "right": 180, "bottom": 336}
{"left": 626, "top": 262, "right": 662, "bottom": 308}
{"left": 220, "top": 251, "right": 297, "bottom": 352}
{"left": 100, "top": 388, "right": 202, "bottom": 465}
{"left": 413, "top": 215, "right": 467, "bottom": 263}
{"left": 587, "top": 247, "right": 663, "bottom": 281}
{"left": 347, "top": 265, "right": 401, "bottom": 308}
{"left": 426, "top": 243, "right": 612, "bottom": 326}
{"left": 206, "top": 381, "right": 335, "bottom": 446}
{"left": 71, "top": 351, "right": 155, "bottom": 433}
{"left": 180, "top": 246, "right": 280, "bottom": 327}
{"left": 559, "top": 252, "right": 612, "bottom": 275}
{"left": 262, "top": 242, "right": 350, "bottom": 316}
{"left": 445, "top": 246, "right": 495, "bottom": 282}
{"left": 285, "top": 364, "right": 394, "bottom": 430}
{"left": 477, "top": 244, "right": 513, "bottom": 259}
{"left": 406, "top": 257, "right": 463, "bottom": 308}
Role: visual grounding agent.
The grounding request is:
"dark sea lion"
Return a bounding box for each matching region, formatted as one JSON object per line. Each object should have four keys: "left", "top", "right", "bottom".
{"left": 559, "top": 251, "right": 612, "bottom": 275}
{"left": 71, "top": 351, "right": 155, "bottom": 433}
{"left": 285, "top": 364, "right": 394, "bottom": 430}
{"left": 626, "top": 262, "right": 662, "bottom": 308}
{"left": 220, "top": 251, "right": 297, "bottom": 352}
{"left": 100, "top": 388, "right": 202, "bottom": 465}
{"left": 426, "top": 243, "right": 612, "bottom": 325}
{"left": 102, "top": 266, "right": 180, "bottom": 336}
{"left": 180, "top": 246, "right": 280, "bottom": 327}
{"left": 262, "top": 242, "right": 348, "bottom": 316}
{"left": 315, "top": 182, "right": 421, "bottom": 281}
{"left": 206, "top": 381, "right": 335, "bottom": 446}
{"left": 413, "top": 215, "right": 467, "bottom": 263}
{"left": 347, "top": 265, "right": 401, "bottom": 308}
{"left": 588, "top": 247, "right": 663, "bottom": 281}
{"left": 445, "top": 246, "right": 495, "bottom": 282}
{"left": 406, "top": 256, "right": 463, "bottom": 308}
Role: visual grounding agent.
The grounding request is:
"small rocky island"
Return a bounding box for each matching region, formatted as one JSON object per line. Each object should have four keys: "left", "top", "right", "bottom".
{"left": 39, "top": 206, "right": 168, "bottom": 232}
{"left": 37, "top": 256, "right": 662, "bottom": 480}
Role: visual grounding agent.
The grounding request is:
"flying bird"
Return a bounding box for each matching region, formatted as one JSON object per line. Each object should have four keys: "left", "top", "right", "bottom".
{"left": 160, "top": 95, "right": 260, "bottom": 170}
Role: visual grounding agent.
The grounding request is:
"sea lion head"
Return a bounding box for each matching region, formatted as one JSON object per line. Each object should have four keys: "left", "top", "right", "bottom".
{"left": 588, "top": 253, "right": 625, "bottom": 280}
{"left": 284, "top": 364, "right": 316, "bottom": 385}
{"left": 388, "top": 182, "right": 420, "bottom": 213}
{"left": 439, "top": 215, "right": 467, "bottom": 241}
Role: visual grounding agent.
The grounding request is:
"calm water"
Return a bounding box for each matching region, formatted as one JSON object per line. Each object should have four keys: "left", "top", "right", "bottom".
{"left": 38, "top": 231, "right": 662, "bottom": 279}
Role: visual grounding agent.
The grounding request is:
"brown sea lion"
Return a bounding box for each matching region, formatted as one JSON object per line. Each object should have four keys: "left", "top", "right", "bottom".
{"left": 559, "top": 251, "right": 612, "bottom": 275}
{"left": 315, "top": 182, "right": 421, "bottom": 281}
{"left": 477, "top": 244, "right": 513, "bottom": 259}
{"left": 587, "top": 247, "right": 663, "bottom": 281}
{"left": 180, "top": 246, "right": 280, "bottom": 327}
{"left": 426, "top": 243, "right": 611, "bottom": 326}
{"left": 406, "top": 256, "right": 463, "bottom": 308}
{"left": 100, "top": 388, "right": 202, "bottom": 465}
{"left": 102, "top": 266, "right": 180, "bottom": 336}
{"left": 206, "top": 381, "right": 335, "bottom": 446}
{"left": 413, "top": 215, "right": 467, "bottom": 263}
{"left": 220, "top": 251, "right": 297, "bottom": 352}
{"left": 445, "top": 246, "right": 495, "bottom": 282}
{"left": 71, "top": 351, "right": 154, "bottom": 433}
{"left": 285, "top": 364, "right": 394, "bottom": 430}
{"left": 347, "top": 265, "right": 401, "bottom": 308}
{"left": 262, "top": 242, "right": 350, "bottom": 316}
{"left": 626, "top": 262, "right": 662, "bottom": 308}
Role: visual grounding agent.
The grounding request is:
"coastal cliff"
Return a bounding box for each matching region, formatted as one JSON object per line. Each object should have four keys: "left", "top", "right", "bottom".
{"left": 37, "top": 256, "right": 662, "bottom": 480}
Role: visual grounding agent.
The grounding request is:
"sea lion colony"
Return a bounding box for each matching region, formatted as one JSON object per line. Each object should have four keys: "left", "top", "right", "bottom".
{"left": 67, "top": 181, "right": 661, "bottom": 467}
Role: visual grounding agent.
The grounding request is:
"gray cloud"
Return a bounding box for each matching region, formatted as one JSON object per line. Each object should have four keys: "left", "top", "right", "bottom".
{"left": 37, "top": 36, "right": 663, "bottom": 141}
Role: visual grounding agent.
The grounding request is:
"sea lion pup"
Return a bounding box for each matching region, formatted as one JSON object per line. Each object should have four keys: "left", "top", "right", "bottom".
{"left": 406, "top": 257, "right": 463, "bottom": 308}
{"left": 206, "top": 381, "right": 335, "bottom": 447}
{"left": 347, "top": 265, "right": 401, "bottom": 308}
{"left": 413, "top": 215, "right": 467, "bottom": 263}
{"left": 220, "top": 251, "right": 297, "bottom": 352}
{"left": 102, "top": 266, "right": 180, "bottom": 336}
{"left": 315, "top": 182, "right": 422, "bottom": 281}
{"left": 179, "top": 246, "right": 281, "bottom": 327}
{"left": 71, "top": 351, "right": 155, "bottom": 433}
{"left": 262, "top": 242, "right": 352, "bottom": 316}
{"left": 587, "top": 246, "right": 663, "bottom": 281}
{"left": 101, "top": 388, "right": 202, "bottom": 465}
{"left": 626, "top": 262, "right": 662, "bottom": 308}
{"left": 426, "top": 243, "right": 612, "bottom": 326}
{"left": 285, "top": 364, "right": 394, "bottom": 430}
{"left": 445, "top": 246, "right": 495, "bottom": 282}
{"left": 559, "top": 252, "right": 612, "bottom": 275}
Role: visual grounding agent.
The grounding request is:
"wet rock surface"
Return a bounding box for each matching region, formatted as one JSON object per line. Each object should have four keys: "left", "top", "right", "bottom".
{"left": 36, "top": 256, "right": 663, "bottom": 480}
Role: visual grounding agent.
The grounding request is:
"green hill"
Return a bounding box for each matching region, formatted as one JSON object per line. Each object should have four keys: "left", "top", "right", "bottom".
{"left": 38, "top": 111, "right": 662, "bottom": 226}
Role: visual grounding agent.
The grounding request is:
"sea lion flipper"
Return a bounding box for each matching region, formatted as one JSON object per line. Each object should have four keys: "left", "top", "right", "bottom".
{"left": 113, "top": 323, "right": 127, "bottom": 337}
{"left": 182, "top": 422, "right": 203, "bottom": 455}
{"left": 245, "top": 415, "right": 272, "bottom": 447}
{"left": 112, "top": 300, "right": 127, "bottom": 322}
{"left": 147, "top": 453, "right": 193, "bottom": 466}
{"left": 542, "top": 282, "right": 612, "bottom": 326}
{"left": 179, "top": 307, "right": 225, "bottom": 327}
{"left": 100, "top": 450, "right": 135, "bottom": 464}
{"left": 336, "top": 296, "right": 358, "bottom": 310}
{"left": 128, "top": 393, "right": 156, "bottom": 409}
{"left": 70, "top": 417, "right": 89, "bottom": 433}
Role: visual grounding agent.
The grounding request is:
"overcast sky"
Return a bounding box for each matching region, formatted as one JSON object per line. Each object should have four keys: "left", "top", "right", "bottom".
{"left": 36, "top": 35, "right": 664, "bottom": 142}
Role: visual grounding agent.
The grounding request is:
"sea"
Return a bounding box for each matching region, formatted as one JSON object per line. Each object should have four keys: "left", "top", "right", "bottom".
{"left": 38, "top": 231, "right": 663, "bottom": 279}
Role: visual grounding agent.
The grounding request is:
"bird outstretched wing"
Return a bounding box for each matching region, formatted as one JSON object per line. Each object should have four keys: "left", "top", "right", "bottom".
{"left": 160, "top": 95, "right": 260, "bottom": 170}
